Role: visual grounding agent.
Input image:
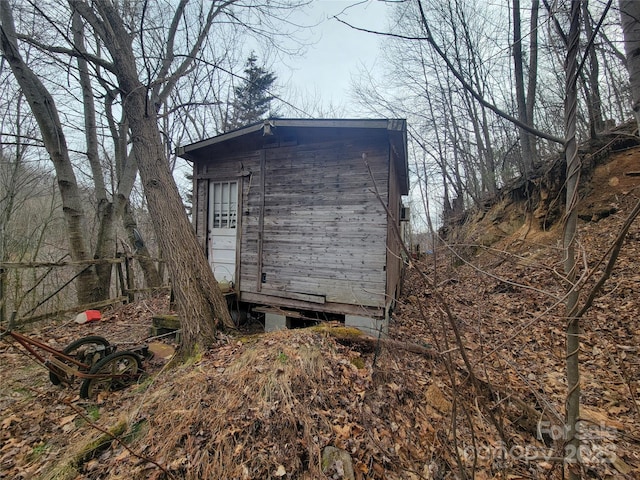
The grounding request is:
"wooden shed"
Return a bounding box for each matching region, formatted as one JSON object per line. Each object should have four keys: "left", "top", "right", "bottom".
{"left": 176, "top": 118, "right": 409, "bottom": 334}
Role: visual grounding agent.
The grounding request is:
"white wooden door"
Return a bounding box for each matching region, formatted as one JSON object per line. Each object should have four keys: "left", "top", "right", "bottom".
{"left": 208, "top": 181, "right": 238, "bottom": 284}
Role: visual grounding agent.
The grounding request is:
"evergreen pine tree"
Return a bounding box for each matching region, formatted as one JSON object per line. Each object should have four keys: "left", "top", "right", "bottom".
{"left": 226, "top": 52, "right": 276, "bottom": 130}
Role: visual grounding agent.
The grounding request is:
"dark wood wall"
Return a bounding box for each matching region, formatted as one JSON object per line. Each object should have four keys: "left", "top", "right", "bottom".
{"left": 385, "top": 147, "right": 405, "bottom": 311}
{"left": 194, "top": 127, "right": 398, "bottom": 317}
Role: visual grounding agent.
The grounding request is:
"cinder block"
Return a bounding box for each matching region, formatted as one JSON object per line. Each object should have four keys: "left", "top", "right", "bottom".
{"left": 265, "top": 313, "right": 287, "bottom": 332}
{"left": 345, "top": 315, "right": 387, "bottom": 337}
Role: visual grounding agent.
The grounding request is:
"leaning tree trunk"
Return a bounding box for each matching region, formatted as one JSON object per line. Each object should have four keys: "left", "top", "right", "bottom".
{"left": 0, "top": 0, "right": 99, "bottom": 305}
{"left": 124, "top": 93, "right": 234, "bottom": 353}
{"left": 525, "top": 0, "right": 539, "bottom": 162}
{"left": 563, "top": 2, "right": 581, "bottom": 478}
{"left": 70, "top": 0, "right": 234, "bottom": 356}
{"left": 620, "top": 0, "right": 640, "bottom": 133}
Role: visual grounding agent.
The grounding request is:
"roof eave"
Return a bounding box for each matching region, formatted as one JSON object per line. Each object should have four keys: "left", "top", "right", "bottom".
{"left": 176, "top": 118, "right": 410, "bottom": 195}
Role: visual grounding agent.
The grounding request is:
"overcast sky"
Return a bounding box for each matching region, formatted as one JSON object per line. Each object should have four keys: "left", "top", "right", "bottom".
{"left": 277, "top": 0, "right": 392, "bottom": 115}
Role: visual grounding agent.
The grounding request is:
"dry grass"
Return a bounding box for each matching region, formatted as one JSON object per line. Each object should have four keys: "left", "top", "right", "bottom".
{"left": 53, "top": 324, "right": 444, "bottom": 480}
{"left": 94, "top": 329, "right": 363, "bottom": 479}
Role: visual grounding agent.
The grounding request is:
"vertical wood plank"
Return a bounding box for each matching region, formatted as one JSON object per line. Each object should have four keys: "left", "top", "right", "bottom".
{"left": 257, "top": 149, "right": 266, "bottom": 292}
{"left": 235, "top": 176, "right": 243, "bottom": 292}
{"left": 195, "top": 178, "right": 208, "bottom": 250}
{"left": 124, "top": 254, "right": 134, "bottom": 303}
{"left": 116, "top": 254, "right": 126, "bottom": 299}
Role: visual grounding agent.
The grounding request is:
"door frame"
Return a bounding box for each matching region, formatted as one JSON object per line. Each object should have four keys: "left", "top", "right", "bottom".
{"left": 207, "top": 178, "right": 242, "bottom": 289}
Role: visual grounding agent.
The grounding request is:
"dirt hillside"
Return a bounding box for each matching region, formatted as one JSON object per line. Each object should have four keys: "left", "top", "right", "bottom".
{"left": 2, "top": 139, "right": 640, "bottom": 479}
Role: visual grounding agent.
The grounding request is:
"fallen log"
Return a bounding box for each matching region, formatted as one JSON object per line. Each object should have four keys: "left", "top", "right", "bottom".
{"left": 311, "top": 324, "right": 436, "bottom": 358}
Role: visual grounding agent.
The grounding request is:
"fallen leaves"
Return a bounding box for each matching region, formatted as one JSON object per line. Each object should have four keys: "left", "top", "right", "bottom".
{"left": 425, "top": 384, "right": 451, "bottom": 414}
{"left": 0, "top": 294, "right": 173, "bottom": 480}
{"left": 3, "top": 151, "right": 640, "bottom": 479}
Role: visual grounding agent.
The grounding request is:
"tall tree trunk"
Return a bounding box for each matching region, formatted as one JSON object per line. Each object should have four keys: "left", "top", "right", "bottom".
{"left": 0, "top": 0, "right": 99, "bottom": 305}
{"left": 513, "top": 0, "right": 535, "bottom": 174}
{"left": 103, "top": 91, "right": 162, "bottom": 288}
{"left": 620, "top": 0, "right": 640, "bottom": 132}
{"left": 121, "top": 199, "right": 162, "bottom": 288}
{"left": 564, "top": 2, "right": 581, "bottom": 478}
{"left": 526, "top": 0, "right": 539, "bottom": 162}
{"left": 430, "top": 53, "right": 467, "bottom": 212}
{"left": 73, "top": 11, "right": 113, "bottom": 300}
{"left": 71, "top": 1, "right": 234, "bottom": 355}
{"left": 582, "top": 1, "right": 605, "bottom": 137}
{"left": 461, "top": 4, "right": 498, "bottom": 190}
{"left": 478, "top": 104, "right": 497, "bottom": 195}
{"left": 125, "top": 91, "right": 234, "bottom": 352}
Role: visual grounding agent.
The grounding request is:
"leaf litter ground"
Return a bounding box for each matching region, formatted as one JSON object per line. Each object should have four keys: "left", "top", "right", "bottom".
{"left": 2, "top": 148, "right": 640, "bottom": 479}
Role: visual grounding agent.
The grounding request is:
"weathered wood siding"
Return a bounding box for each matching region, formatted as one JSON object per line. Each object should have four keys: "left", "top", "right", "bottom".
{"left": 193, "top": 126, "right": 399, "bottom": 315}
{"left": 254, "top": 132, "right": 389, "bottom": 308}
{"left": 385, "top": 147, "right": 404, "bottom": 309}
{"left": 195, "top": 150, "right": 261, "bottom": 282}
{"left": 194, "top": 129, "right": 390, "bottom": 311}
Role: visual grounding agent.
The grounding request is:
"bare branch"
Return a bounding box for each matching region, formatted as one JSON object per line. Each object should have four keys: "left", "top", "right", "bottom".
{"left": 14, "top": 32, "right": 116, "bottom": 73}
{"left": 155, "top": 0, "right": 239, "bottom": 106}
{"left": 335, "top": 5, "right": 564, "bottom": 144}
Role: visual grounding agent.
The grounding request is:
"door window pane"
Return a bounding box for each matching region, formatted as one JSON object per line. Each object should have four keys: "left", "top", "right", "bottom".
{"left": 210, "top": 181, "right": 238, "bottom": 229}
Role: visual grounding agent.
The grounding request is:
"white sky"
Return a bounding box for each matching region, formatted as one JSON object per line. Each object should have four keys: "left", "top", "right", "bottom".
{"left": 277, "top": 0, "right": 392, "bottom": 115}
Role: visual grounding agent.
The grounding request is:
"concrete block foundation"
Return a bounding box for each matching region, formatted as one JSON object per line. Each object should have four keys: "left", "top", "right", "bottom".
{"left": 264, "top": 313, "right": 288, "bottom": 332}
{"left": 345, "top": 315, "right": 387, "bottom": 337}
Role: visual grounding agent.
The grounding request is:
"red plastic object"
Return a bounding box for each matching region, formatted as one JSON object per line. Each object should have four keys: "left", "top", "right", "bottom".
{"left": 75, "top": 310, "right": 102, "bottom": 324}
{"left": 85, "top": 310, "right": 101, "bottom": 322}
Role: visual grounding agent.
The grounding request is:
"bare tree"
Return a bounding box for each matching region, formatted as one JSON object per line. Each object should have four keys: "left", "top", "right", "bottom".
{"left": 581, "top": 0, "right": 605, "bottom": 136}
{"left": 512, "top": 0, "right": 537, "bottom": 174}
{"left": 72, "top": 10, "right": 114, "bottom": 300}
{"left": 347, "top": 2, "right": 632, "bottom": 478}
{"left": 563, "top": 2, "right": 581, "bottom": 476}
{"left": 0, "top": 0, "right": 99, "bottom": 305}
{"left": 66, "top": 0, "right": 236, "bottom": 353}
{"left": 620, "top": 0, "right": 640, "bottom": 132}
{"left": 3, "top": 0, "right": 308, "bottom": 353}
